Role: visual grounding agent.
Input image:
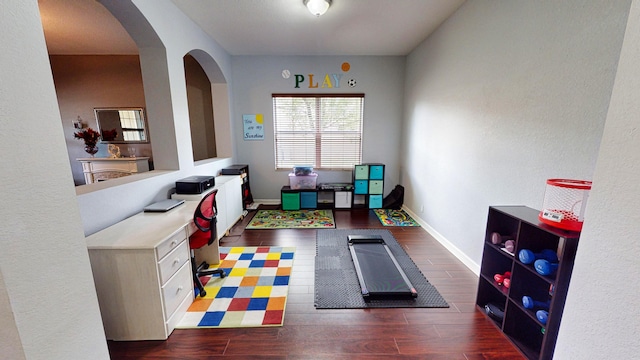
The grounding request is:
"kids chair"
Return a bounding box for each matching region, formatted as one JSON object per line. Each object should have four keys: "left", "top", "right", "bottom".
{"left": 190, "top": 189, "right": 225, "bottom": 297}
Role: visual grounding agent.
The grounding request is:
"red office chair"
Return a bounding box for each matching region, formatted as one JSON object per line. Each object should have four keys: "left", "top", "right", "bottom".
{"left": 190, "top": 189, "right": 225, "bottom": 297}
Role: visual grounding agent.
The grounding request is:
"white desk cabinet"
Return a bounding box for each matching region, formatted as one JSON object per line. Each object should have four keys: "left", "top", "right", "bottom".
{"left": 86, "top": 202, "right": 200, "bottom": 340}
{"left": 172, "top": 175, "right": 244, "bottom": 239}
{"left": 78, "top": 157, "right": 150, "bottom": 184}
{"left": 214, "top": 175, "right": 244, "bottom": 239}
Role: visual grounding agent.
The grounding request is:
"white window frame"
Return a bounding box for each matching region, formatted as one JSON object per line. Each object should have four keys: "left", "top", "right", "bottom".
{"left": 272, "top": 94, "right": 364, "bottom": 170}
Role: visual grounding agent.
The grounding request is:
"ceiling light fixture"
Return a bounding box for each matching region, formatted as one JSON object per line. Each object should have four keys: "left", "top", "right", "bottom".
{"left": 304, "top": 0, "right": 332, "bottom": 17}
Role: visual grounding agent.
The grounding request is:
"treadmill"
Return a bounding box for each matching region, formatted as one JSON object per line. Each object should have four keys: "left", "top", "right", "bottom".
{"left": 347, "top": 235, "right": 418, "bottom": 300}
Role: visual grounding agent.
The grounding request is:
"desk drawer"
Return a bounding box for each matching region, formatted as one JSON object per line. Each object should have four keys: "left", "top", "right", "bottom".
{"left": 158, "top": 240, "right": 189, "bottom": 285}
{"left": 156, "top": 227, "right": 187, "bottom": 260}
{"left": 166, "top": 291, "right": 193, "bottom": 336}
{"left": 162, "top": 262, "right": 192, "bottom": 317}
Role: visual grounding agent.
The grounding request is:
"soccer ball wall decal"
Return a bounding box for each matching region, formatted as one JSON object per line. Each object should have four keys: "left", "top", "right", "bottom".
{"left": 347, "top": 78, "right": 357, "bottom": 88}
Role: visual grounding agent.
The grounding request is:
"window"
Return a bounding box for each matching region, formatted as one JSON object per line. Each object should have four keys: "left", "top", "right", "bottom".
{"left": 118, "top": 110, "right": 146, "bottom": 141}
{"left": 273, "top": 94, "right": 364, "bottom": 170}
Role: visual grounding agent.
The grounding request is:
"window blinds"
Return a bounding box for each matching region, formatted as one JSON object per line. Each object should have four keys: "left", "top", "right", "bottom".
{"left": 272, "top": 94, "right": 364, "bottom": 170}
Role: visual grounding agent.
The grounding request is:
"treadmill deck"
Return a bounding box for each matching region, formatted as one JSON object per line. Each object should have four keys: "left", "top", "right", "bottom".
{"left": 347, "top": 234, "right": 418, "bottom": 300}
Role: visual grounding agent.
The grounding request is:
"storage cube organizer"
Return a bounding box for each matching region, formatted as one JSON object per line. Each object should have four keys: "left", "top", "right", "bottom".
{"left": 539, "top": 179, "right": 592, "bottom": 232}
{"left": 288, "top": 172, "right": 318, "bottom": 190}
{"left": 352, "top": 163, "right": 385, "bottom": 209}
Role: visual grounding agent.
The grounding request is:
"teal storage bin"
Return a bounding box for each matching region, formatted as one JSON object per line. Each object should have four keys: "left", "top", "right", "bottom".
{"left": 300, "top": 191, "right": 317, "bottom": 208}
{"left": 369, "top": 165, "right": 384, "bottom": 180}
{"left": 354, "top": 180, "right": 368, "bottom": 194}
{"left": 369, "top": 195, "right": 383, "bottom": 209}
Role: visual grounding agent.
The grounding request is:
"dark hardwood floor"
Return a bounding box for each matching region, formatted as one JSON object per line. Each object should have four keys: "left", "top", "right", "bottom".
{"left": 107, "top": 207, "right": 525, "bottom": 359}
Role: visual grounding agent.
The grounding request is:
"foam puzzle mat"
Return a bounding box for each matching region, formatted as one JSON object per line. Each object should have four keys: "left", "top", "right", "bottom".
{"left": 176, "top": 246, "right": 295, "bottom": 328}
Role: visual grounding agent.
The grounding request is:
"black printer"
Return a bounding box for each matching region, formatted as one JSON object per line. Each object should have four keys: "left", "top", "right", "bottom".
{"left": 175, "top": 176, "right": 215, "bottom": 194}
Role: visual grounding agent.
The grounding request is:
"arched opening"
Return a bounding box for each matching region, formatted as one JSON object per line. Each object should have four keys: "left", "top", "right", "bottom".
{"left": 185, "top": 49, "right": 232, "bottom": 161}
{"left": 184, "top": 54, "right": 217, "bottom": 161}
{"left": 39, "top": 0, "right": 178, "bottom": 185}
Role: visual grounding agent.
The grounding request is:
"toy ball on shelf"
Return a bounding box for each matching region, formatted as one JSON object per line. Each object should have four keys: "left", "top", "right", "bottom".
{"left": 518, "top": 249, "right": 558, "bottom": 265}
{"left": 522, "top": 295, "right": 550, "bottom": 310}
{"left": 534, "top": 259, "right": 559, "bottom": 276}
{"left": 490, "top": 232, "right": 515, "bottom": 253}
{"left": 494, "top": 271, "right": 511, "bottom": 286}
{"left": 536, "top": 310, "right": 549, "bottom": 325}
{"left": 504, "top": 240, "right": 515, "bottom": 253}
{"left": 539, "top": 179, "right": 592, "bottom": 232}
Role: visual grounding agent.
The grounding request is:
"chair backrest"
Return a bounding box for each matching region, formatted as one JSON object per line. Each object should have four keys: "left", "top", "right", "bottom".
{"left": 193, "top": 189, "right": 218, "bottom": 236}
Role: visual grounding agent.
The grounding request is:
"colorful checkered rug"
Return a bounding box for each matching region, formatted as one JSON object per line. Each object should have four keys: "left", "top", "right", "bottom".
{"left": 176, "top": 246, "right": 295, "bottom": 328}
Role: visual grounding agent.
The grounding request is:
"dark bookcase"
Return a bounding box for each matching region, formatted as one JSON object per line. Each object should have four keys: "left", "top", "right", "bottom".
{"left": 476, "top": 206, "right": 580, "bottom": 360}
{"left": 221, "top": 164, "right": 253, "bottom": 209}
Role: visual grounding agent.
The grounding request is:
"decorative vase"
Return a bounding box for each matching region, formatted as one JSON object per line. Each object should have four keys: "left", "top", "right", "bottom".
{"left": 85, "top": 144, "right": 99, "bottom": 157}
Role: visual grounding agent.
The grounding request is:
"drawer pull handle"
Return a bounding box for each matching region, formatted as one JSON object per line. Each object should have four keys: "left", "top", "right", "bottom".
{"left": 173, "top": 258, "right": 180, "bottom": 265}
{"left": 170, "top": 240, "right": 177, "bottom": 247}
{"left": 176, "top": 286, "right": 183, "bottom": 294}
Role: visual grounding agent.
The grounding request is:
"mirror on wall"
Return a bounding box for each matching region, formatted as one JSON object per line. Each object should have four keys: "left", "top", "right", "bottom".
{"left": 95, "top": 107, "right": 149, "bottom": 143}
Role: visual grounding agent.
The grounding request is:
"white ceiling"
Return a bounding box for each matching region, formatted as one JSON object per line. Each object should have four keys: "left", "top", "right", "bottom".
{"left": 39, "top": 0, "right": 465, "bottom": 56}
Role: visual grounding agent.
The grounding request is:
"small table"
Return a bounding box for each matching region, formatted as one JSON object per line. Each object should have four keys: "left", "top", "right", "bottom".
{"left": 77, "top": 157, "right": 150, "bottom": 184}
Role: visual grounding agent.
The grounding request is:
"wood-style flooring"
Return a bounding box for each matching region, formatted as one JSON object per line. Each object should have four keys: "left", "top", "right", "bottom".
{"left": 107, "top": 207, "right": 525, "bottom": 359}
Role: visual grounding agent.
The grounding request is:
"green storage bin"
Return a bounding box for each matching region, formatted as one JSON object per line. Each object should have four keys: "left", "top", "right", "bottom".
{"left": 281, "top": 192, "right": 300, "bottom": 210}
{"left": 369, "top": 180, "right": 384, "bottom": 195}
{"left": 354, "top": 165, "right": 369, "bottom": 180}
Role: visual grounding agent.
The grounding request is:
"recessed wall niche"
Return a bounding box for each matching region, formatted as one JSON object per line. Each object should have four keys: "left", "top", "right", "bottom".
{"left": 184, "top": 54, "right": 217, "bottom": 162}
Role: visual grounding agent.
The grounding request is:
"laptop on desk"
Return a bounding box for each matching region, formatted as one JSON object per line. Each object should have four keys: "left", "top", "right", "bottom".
{"left": 144, "top": 199, "right": 185, "bottom": 213}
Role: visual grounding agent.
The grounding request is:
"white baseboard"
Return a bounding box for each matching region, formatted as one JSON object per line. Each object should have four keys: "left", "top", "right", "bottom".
{"left": 253, "top": 198, "right": 280, "bottom": 206}
{"left": 402, "top": 206, "right": 480, "bottom": 276}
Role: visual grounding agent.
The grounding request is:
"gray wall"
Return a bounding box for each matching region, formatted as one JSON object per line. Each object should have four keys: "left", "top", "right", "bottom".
{"left": 1, "top": 1, "right": 109, "bottom": 358}
{"left": 231, "top": 56, "right": 405, "bottom": 200}
{"left": 402, "top": 0, "right": 631, "bottom": 271}
{"left": 1, "top": 1, "right": 237, "bottom": 356}
{"left": 76, "top": 0, "right": 235, "bottom": 236}
{"left": 402, "top": 0, "right": 638, "bottom": 358}
{"left": 556, "top": 0, "right": 640, "bottom": 357}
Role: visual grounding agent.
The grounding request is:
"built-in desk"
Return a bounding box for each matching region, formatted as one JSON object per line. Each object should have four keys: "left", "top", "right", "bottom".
{"left": 86, "top": 201, "right": 207, "bottom": 341}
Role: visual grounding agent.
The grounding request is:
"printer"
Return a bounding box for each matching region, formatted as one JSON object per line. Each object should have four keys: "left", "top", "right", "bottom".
{"left": 175, "top": 175, "right": 215, "bottom": 194}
